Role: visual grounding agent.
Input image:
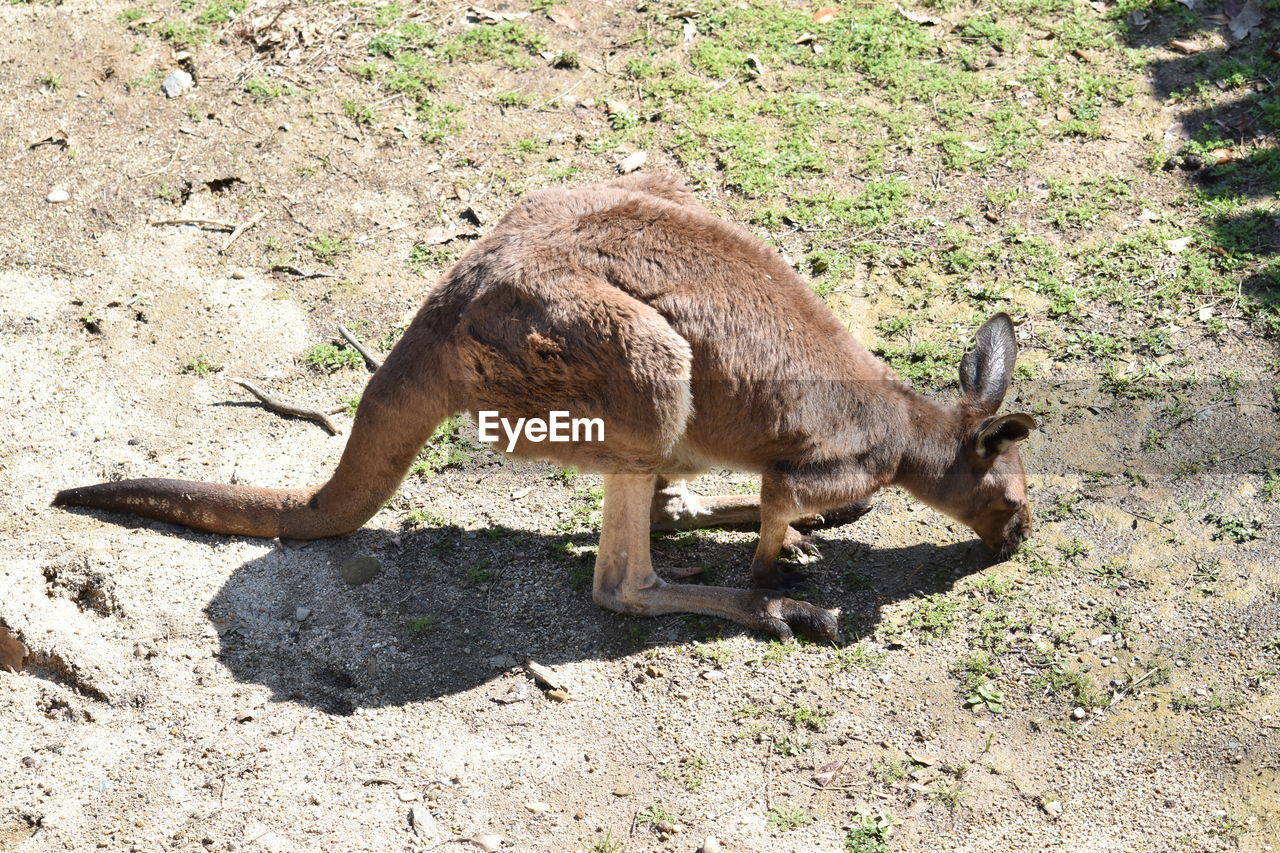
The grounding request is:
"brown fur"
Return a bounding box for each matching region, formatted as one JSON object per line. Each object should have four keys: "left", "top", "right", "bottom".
{"left": 54, "top": 173, "right": 1035, "bottom": 640}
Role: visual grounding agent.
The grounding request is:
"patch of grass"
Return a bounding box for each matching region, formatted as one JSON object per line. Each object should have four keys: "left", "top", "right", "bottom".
{"left": 1170, "top": 690, "right": 1243, "bottom": 715}
{"left": 412, "top": 415, "right": 480, "bottom": 475}
{"left": 302, "top": 343, "right": 362, "bottom": 373}
{"left": 195, "top": 0, "right": 245, "bottom": 25}
{"left": 871, "top": 759, "right": 910, "bottom": 786}
{"left": 845, "top": 810, "right": 897, "bottom": 853}
{"left": 1205, "top": 513, "right": 1263, "bottom": 543}
{"left": 826, "top": 643, "right": 885, "bottom": 672}
{"left": 407, "top": 243, "right": 456, "bottom": 274}
{"left": 243, "top": 75, "right": 291, "bottom": 100}
{"left": 692, "top": 640, "right": 731, "bottom": 665}
{"left": 438, "top": 20, "right": 546, "bottom": 64}
{"left": 906, "top": 593, "right": 959, "bottom": 641}
{"left": 180, "top": 354, "right": 222, "bottom": 376}
{"left": 635, "top": 804, "right": 678, "bottom": 828}
{"left": 307, "top": 233, "right": 352, "bottom": 262}
{"left": 777, "top": 703, "right": 831, "bottom": 732}
{"left": 342, "top": 98, "right": 376, "bottom": 125}
{"left": 406, "top": 617, "right": 436, "bottom": 636}
{"left": 773, "top": 734, "right": 810, "bottom": 757}
{"left": 964, "top": 682, "right": 1005, "bottom": 715}
{"left": 765, "top": 807, "right": 812, "bottom": 831}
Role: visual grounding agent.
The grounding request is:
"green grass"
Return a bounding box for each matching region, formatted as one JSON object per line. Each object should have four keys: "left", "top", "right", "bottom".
{"left": 765, "top": 807, "right": 812, "bottom": 831}
{"left": 302, "top": 344, "right": 362, "bottom": 373}
{"left": 180, "top": 354, "right": 222, "bottom": 377}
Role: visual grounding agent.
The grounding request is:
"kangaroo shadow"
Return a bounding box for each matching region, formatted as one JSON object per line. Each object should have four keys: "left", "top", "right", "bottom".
{"left": 201, "top": 519, "right": 990, "bottom": 715}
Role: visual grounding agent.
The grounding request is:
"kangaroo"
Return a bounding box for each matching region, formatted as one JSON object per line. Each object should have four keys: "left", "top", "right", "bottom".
{"left": 54, "top": 173, "right": 1035, "bottom": 642}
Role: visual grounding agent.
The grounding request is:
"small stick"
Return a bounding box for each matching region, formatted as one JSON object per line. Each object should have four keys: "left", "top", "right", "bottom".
{"left": 229, "top": 377, "right": 339, "bottom": 435}
{"left": 271, "top": 264, "right": 337, "bottom": 279}
{"left": 338, "top": 324, "right": 383, "bottom": 371}
{"left": 221, "top": 211, "right": 265, "bottom": 254}
{"left": 150, "top": 218, "right": 237, "bottom": 230}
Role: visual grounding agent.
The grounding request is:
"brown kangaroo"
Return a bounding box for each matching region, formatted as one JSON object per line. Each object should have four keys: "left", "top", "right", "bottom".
{"left": 54, "top": 173, "right": 1035, "bottom": 642}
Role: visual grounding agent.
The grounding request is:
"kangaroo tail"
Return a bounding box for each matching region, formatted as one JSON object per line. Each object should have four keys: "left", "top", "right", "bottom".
{"left": 53, "top": 330, "right": 454, "bottom": 540}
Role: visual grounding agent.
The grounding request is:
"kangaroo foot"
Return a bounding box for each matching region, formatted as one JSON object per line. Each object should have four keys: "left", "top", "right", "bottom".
{"left": 746, "top": 591, "right": 841, "bottom": 642}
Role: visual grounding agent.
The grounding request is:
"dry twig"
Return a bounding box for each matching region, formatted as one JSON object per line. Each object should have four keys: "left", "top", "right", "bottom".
{"left": 338, "top": 324, "right": 383, "bottom": 371}
{"left": 229, "top": 377, "right": 339, "bottom": 435}
{"left": 221, "top": 211, "right": 265, "bottom": 253}
{"left": 150, "top": 218, "right": 238, "bottom": 230}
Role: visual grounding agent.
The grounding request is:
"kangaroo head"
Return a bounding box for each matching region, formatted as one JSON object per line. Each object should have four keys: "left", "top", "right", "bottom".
{"left": 929, "top": 313, "right": 1037, "bottom": 557}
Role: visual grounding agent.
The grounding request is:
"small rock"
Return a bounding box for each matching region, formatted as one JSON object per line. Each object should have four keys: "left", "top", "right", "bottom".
{"left": 46, "top": 189, "right": 70, "bottom": 203}
{"left": 525, "top": 801, "right": 550, "bottom": 814}
{"left": 1070, "top": 707, "right": 1086, "bottom": 720}
{"left": 487, "top": 653, "right": 517, "bottom": 669}
{"left": 1042, "top": 799, "right": 1063, "bottom": 818}
{"left": 701, "top": 837, "right": 723, "bottom": 853}
{"left": 230, "top": 270, "right": 247, "bottom": 280}
{"left": 619, "top": 150, "right": 648, "bottom": 174}
{"left": 701, "top": 670, "right": 725, "bottom": 681}
{"left": 546, "top": 687, "right": 571, "bottom": 702}
{"left": 161, "top": 68, "right": 193, "bottom": 98}
{"left": 645, "top": 664, "right": 665, "bottom": 678}
{"left": 471, "top": 834, "right": 503, "bottom": 853}
{"left": 295, "top": 606, "right": 312, "bottom": 621}
{"left": 340, "top": 555, "right": 382, "bottom": 585}
{"left": 613, "top": 787, "right": 632, "bottom": 797}
{"left": 397, "top": 790, "right": 417, "bottom": 802}
{"left": 409, "top": 806, "right": 438, "bottom": 838}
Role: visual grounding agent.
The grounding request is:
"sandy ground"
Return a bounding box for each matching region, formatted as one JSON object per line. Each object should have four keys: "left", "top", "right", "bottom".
{"left": 3, "top": 2, "right": 1280, "bottom": 852}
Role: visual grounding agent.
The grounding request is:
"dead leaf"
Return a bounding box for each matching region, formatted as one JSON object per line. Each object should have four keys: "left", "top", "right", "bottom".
{"left": 745, "top": 53, "right": 765, "bottom": 76}
{"left": 1225, "top": 0, "right": 1263, "bottom": 40}
{"left": 896, "top": 4, "right": 940, "bottom": 24}
{"left": 793, "top": 32, "right": 816, "bottom": 44}
{"left": 1170, "top": 39, "right": 1203, "bottom": 53}
{"left": 909, "top": 752, "right": 940, "bottom": 766}
{"left": 547, "top": 4, "right": 581, "bottom": 30}
{"left": 1166, "top": 236, "right": 1193, "bottom": 254}
{"left": 812, "top": 759, "right": 847, "bottom": 787}
{"left": 1206, "top": 147, "right": 1237, "bottom": 165}
{"left": 812, "top": 6, "right": 840, "bottom": 24}
{"left": 0, "top": 626, "right": 27, "bottom": 673}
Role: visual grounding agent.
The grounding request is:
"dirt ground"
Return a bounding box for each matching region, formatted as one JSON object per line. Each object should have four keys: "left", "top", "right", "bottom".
{"left": 3, "top": 1, "right": 1280, "bottom": 852}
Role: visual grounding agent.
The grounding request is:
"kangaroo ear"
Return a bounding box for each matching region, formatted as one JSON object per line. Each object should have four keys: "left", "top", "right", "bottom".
{"left": 959, "top": 313, "right": 1018, "bottom": 412}
{"left": 976, "top": 412, "right": 1037, "bottom": 458}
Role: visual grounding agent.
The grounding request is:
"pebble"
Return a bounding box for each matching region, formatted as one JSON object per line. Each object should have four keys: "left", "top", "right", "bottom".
{"left": 161, "top": 68, "right": 193, "bottom": 98}
{"left": 1070, "top": 707, "right": 1086, "bottom": 720}
{"left": 471, "top": 835, "right": 503, "bottom": 853}
{"left": 525, "top": 801, "right": 549, "bottom": 814}
{"left": 701, "top": 670, "right": 725, "bottom": 681}
{"left": 46, "top": 189, "right": 70, "bottom": 203}
{"left": 701, "top": 837, "right": 722, "bottom": 853}
{"left": 408, "top": 806, "right": 438, "bottom": 838}
{"left": 340, "top": 555, "right": 382, "bottom": 585}
{"left": 397, "top": 790, "right": 417, "bottom": 802}
{"left": 1042, "top": 799, "right": 1064, "bottom": 818}
{"left": 295, "top": 606, "right": 312, "bottom": 621}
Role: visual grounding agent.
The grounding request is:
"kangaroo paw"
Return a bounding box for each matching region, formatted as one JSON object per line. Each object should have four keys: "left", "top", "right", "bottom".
{"left": 749, "top": 592, "right": 841, "bottom": 643}
{"left": 781, "top": 526, "right": 820, "bottom": 561}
